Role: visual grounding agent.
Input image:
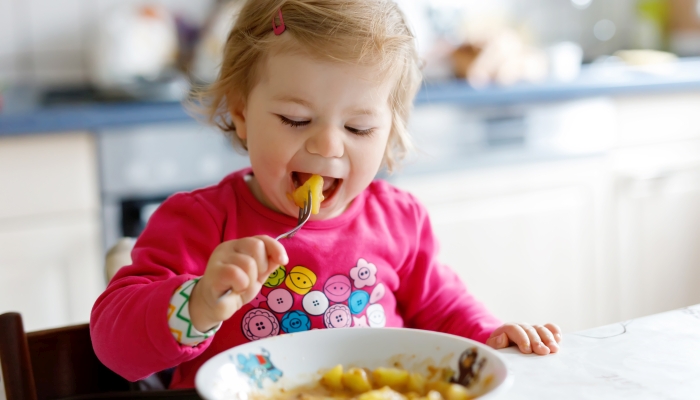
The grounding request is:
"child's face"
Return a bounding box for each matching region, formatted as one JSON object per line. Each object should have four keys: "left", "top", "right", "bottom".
{"left": 232, "top": 51, "right": 394, "bottom": 220}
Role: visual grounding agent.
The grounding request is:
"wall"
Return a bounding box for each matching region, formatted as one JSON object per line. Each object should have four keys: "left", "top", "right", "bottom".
{"left": 0, "top": 0, "right": 215, "bottom": 86}
{"left": 0, "top": 0, "right": 641, "bottom": 88}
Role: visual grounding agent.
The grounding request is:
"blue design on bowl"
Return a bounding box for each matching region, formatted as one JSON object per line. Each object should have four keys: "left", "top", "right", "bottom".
{"left": 233, "top": 349, "right": 283, "bottom": 388}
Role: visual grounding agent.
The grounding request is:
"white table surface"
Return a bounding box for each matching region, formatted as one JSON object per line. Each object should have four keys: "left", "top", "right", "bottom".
{"left": 499, "top": 304, "right": 700, "bottom": 399}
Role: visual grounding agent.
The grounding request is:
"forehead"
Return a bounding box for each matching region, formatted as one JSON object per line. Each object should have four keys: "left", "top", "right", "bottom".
{"left": 255, "top": 48, "right": 395, "bottom": 111}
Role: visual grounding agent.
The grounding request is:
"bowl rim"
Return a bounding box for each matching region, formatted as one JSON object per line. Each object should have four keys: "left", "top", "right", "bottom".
{"left": 195, "top": 327, "right": 513, "bottom": 399}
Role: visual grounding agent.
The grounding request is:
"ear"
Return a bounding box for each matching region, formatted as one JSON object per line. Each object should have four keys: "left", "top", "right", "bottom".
{"left": 229, "top": 94, "right": 248, "bottom": 141}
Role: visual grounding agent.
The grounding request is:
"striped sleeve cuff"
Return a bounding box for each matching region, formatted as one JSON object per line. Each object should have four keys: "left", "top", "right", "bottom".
{"left": 168, "top": 278, "right": 222, "bottom": 346}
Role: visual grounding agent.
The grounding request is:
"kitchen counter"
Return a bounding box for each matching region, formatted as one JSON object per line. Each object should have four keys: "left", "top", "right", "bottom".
{"left": 3, "top": 58, "right": 700, "bottom": 136}
{"left": 501, "top": 304, "right": 700, "bottom": 399}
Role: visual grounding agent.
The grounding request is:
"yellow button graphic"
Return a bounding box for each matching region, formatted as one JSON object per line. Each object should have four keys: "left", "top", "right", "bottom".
{"left": 285, "top": 266, "right": 317, "bottom": 295}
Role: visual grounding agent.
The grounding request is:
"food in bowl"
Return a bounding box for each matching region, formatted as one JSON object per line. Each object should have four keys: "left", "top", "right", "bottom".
{"left": 252, "top": 348, "right": 490, "bottom": 400}
{"left": 313, "top": 363, "right": 487, "bottom": 400}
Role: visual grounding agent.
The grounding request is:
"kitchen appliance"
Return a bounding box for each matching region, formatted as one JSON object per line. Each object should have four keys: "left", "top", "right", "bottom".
{"left": 97, "top": 122, "right": 250, "bottom": 250}
{"left": 88, "top": 4, "right": 188, "bottom": 101}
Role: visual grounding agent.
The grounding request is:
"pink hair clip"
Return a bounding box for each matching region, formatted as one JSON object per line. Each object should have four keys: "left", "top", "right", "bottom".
{"left": 272, "top": 8, "right": 286, "bottom": 35}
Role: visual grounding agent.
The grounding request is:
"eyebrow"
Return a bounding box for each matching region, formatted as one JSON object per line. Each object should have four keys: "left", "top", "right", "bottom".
{"left": 272, "top": 95, "right": 381, "bottom": 117}
{"left": 347, "top": 107, "right": 380, "bottom": 116}
{"left": 271, "top": 95, "right": 314, "bottom": 109}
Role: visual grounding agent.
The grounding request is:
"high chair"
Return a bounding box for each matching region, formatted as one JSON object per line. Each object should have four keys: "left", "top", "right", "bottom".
{"left": 0, "top": 312, "right": 200, "bottom": 400}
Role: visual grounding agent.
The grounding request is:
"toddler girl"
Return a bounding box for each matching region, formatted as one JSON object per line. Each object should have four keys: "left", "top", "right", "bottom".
{"left": 91, "top": 0, "right": 561, "bottom": 389}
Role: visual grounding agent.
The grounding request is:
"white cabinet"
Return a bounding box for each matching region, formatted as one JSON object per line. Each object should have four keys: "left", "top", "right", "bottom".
{"left": 0, "top": 133, "right": 103, "bottom": 331}
{"left": 389, "top": 92, "right": 700, "bottom": 333}
{"left": 393, "top": 158, "right": 614, "bottom": 333}
{"left": 612, "top": 139, "right": 700, "bottom": 320}
{"left": 0, "top": 215, "right": 103, "bottom": 331}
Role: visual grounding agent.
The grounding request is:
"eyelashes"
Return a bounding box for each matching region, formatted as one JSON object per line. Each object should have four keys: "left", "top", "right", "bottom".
{"left": 277, "top": 115, "right": 375, "bottom": 137}
{"left": 345, "top": 126, "right": 375, "bottom": 137}
{"left": 278, "top": 115, "right": 309, "bottom": 128}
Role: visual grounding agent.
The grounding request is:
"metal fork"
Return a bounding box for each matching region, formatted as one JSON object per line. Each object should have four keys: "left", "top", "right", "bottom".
{"left": 276, "top": 190, "right": 312, "bottom": 240}
{"left": 217, "top": 190, "right": 312, "bottom": 302}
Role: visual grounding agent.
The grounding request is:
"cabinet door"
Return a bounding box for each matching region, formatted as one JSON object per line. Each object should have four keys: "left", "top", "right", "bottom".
{"left": 0, "top": 132, "right": 98, "bottom": 219}
{"left": 614, "top": 140, "right": 700, "bottom": 320}
{"left": 615, "top": 93, "right": 700, "bottom": 147}
{"left": 393, "top": 159, "right": 611, "bottom": 332}
{"left": 0, "top": 132, "right": 103, "bottom": 331}
{"left": 0, "top": 215, "right": 104, "bottom": 332}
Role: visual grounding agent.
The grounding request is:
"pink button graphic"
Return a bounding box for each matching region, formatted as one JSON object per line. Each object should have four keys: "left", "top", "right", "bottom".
{"left": 350, "top": 258, "right": 377, "bottom": 289}
{"left": 241, "top": 308, "right": 280, "bottom": 341}
{"left": 324, "top": 304, "right": 352, "bottom": 329}
{"left": 324, "top": 274, "right": 352, "bottom": 302}
{"left": 267, "top": 288, "right": 294, "bottom": 314}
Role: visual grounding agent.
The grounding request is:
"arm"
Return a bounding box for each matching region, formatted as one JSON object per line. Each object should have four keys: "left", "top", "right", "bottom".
{"left": 90, "top": 193, "right": 220, "bottom": 381}
{"left": 394, "top": 199, "right": 501, "bottom": 344}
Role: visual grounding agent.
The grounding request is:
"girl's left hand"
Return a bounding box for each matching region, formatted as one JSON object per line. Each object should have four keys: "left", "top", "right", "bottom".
{"left": 486, "top": 323, "right": 562, "bottom": 355}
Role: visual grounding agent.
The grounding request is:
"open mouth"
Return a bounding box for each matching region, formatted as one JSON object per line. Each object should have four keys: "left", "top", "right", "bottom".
{"left": 291, "top": 171, "right": 342, "bottom": 204}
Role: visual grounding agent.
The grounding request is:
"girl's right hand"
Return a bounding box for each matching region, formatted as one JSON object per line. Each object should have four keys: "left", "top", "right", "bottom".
{"left": 189, "top": 236, "right": 288, "bottom": 332}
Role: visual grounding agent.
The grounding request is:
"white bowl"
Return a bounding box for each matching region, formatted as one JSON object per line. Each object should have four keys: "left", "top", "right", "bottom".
{"left": 195, "top": 328, "right": 512, "bottom": 400}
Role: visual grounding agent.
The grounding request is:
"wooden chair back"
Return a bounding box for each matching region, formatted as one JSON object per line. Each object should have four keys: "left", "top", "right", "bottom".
{"left": 0, "top": 312, "right": 132, "bottom": 400}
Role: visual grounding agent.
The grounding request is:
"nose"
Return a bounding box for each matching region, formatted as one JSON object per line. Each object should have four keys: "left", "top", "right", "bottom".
{"left": 305, "top": 124, "right": 344, "bottom": 158}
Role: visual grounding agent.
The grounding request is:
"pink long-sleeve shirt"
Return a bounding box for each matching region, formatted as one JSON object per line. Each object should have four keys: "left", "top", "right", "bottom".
{"left": 90, "top": 168, "right": 501, "bottom": 389}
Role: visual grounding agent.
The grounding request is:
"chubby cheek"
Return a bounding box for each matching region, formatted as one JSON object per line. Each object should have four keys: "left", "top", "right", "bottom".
{"left": 346, "top": 134, "right": 389, "bottom": 193}
{"left": 247, "top": 122, "right": 292, "bottom": 177}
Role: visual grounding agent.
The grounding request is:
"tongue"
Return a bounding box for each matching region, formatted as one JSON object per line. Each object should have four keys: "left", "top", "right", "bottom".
{"left": 296, "top": 172, "right": 314, "bottom": 187}
{"left": 322, "top": 178, "right": 335, "bottom": 191}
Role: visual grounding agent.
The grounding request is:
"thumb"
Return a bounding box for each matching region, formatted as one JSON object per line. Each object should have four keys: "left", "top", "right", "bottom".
{"left": 486, "top": 332, "right": 509, "bottom": 349}
{"left": 254, "top": 235, "right": 289, "bottom": 266}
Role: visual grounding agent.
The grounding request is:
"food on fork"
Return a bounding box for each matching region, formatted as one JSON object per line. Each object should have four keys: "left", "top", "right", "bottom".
{"left": 290, "top": 174, "right": 324, "bottom": 214}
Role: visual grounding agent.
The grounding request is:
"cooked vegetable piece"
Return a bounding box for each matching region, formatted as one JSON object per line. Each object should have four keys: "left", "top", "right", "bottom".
{"left": 311, "top": 365, "right": 474, "bottom": 400}
{"left": 424, "top": 390, "right": 443, "bottom": 400}
{"left": 425, "top": 381, "right": 451, "bottom": 399}
{"left": 342, "top": 368, "right": 373, "bottom": 393}
{"left": 321, "top": 364, "right": 344, "bottom": 392}
{"left": 357, "top": 386, "right": 406, "bottom": 400}
{"left": 444, "top": 384, "right": 471, "bottom": 400}
{"left": 406, "top": 372, "right": 426, "bottom": 395}
{"left": 372, "top": 368, "right": 409, "bottom": 391}
{"left": 291, "top": 174, "right": 324, "bottom": 214}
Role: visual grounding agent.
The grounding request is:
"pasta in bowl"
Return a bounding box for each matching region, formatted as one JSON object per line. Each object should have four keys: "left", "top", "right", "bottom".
{"left": 195, "top": 328, "right": 512, "bottom": 400}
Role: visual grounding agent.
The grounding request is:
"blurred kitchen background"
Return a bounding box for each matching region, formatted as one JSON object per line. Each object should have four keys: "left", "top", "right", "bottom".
{"left": 2, "top": 0, "right": 700, "bottom": 334}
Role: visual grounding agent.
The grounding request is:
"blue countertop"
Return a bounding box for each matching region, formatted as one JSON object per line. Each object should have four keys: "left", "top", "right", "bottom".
{"left": 3, "top": 58, "right": 700, "bottom": 136}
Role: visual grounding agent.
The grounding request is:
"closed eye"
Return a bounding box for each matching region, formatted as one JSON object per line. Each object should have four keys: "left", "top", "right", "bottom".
{"left": 278, "top": 115, "right": 310, "bottom": 128}
{"left": 345, "top": 126, "right": 375, "bottom": 137}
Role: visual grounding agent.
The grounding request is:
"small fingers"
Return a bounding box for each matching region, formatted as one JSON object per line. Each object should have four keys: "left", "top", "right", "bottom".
{"left": 486, "top": 332, "right": 509, "bottom": 349}
{"left": 545, "top": 323, "right": 563, "bottom": 343}
{"left": 226, "top": 264, "right": 252, "bottom": 295}
{"left": 254, "top": 236, "right": 289, "bottom": 282}
{"left": 232, "top": 238, "right": 269, "bottom": 277}
{"left": 498, "top": 323, "right": 530, "bottom": 353}
{"left": 535, "top": 325, "right": 560, "bottom": 354}
{"left": 220, "top": 253, "right": 257, "bottom": 295}
{"left": 254, "top": 235, "right": 289, "bottom": 267}
{"left": 519, "top": 323, "right": 549, "bottom": 355}
{"left": 233, "top": 236, "right": 289, "bottom": 282}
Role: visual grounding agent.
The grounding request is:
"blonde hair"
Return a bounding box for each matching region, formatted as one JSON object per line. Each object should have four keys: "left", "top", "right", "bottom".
{"left": 194, "top": 0, "right": 422, "bottom": 172}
